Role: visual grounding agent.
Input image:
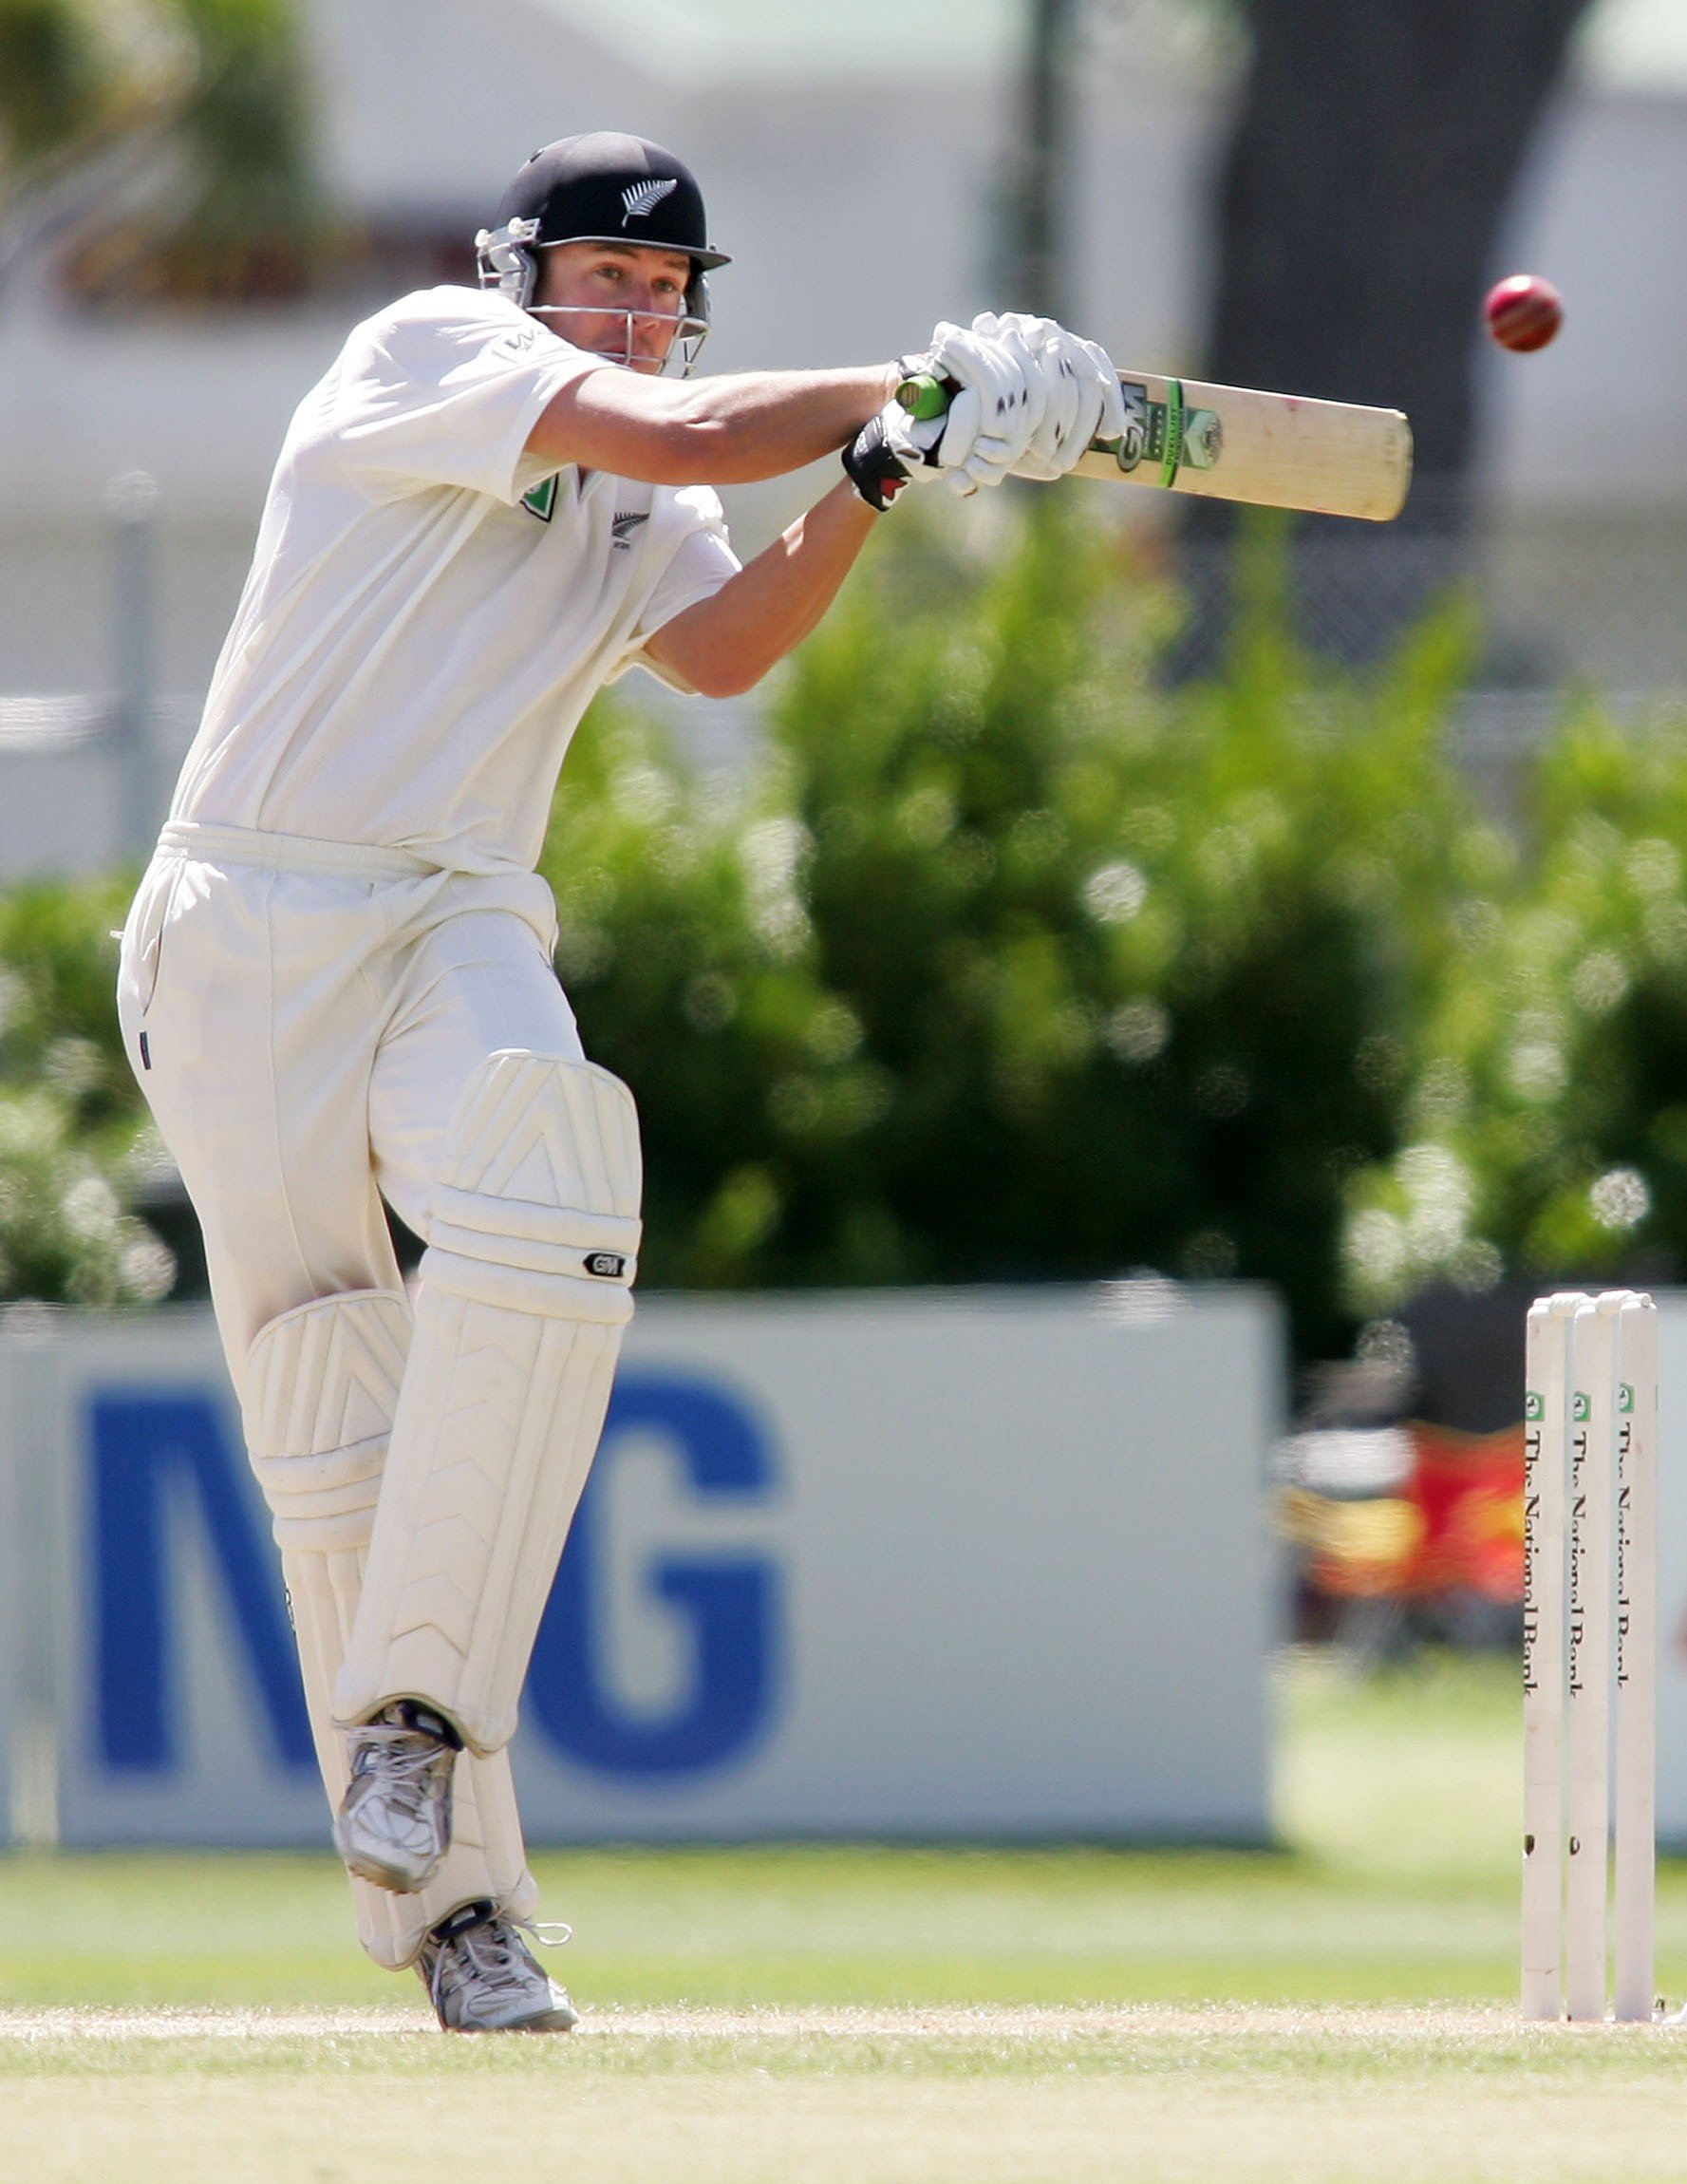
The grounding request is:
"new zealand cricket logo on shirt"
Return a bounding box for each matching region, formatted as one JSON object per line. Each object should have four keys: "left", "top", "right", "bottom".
{"left": 522, "top": 476, "right": 559, "bottom": 523}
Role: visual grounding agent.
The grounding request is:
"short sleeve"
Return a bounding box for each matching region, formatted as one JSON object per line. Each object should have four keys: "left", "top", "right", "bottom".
{"left": 615, "top": 489, "right": 741, "bottom": 693}
{"left": 329, "top": 290, "right": 603, "bottom": 504}
{"left": 638, "top": 520, "right": 741, "bottom": 642}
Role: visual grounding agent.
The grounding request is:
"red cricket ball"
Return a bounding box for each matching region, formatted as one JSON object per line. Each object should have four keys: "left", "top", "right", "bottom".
{"left": 1484, "top": 273, "right": 1564, "bottom": 353}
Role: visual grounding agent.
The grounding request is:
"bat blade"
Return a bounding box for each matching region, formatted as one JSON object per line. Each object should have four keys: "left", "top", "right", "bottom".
{"left": 1078, "top": 373, "right": 1412, "bottom": 522}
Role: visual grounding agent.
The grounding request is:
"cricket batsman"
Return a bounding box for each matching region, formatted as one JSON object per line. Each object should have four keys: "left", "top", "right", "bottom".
{"left": 115, "top": 131, "right": 1123, "bottom": 2032}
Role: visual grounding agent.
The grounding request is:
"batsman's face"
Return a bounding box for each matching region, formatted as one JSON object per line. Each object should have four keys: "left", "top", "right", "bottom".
{"left": 533, "top": 242, "right": 694, "bottom": 371}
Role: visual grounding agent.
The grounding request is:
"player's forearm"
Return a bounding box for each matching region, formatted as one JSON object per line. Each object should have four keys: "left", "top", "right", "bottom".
{"left": 529, "top": 365, "right": 903, "bottom": 484}
{"left": 644, "top": 479, "right": 879, "bottom": 697}
{"left": 664, "top": 368, "right": 907, "bottom": 483}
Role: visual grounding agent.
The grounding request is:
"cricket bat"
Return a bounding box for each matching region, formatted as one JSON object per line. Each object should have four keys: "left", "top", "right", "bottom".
{"left": 898, "top": 370, "right": 1412, "bottom": 522}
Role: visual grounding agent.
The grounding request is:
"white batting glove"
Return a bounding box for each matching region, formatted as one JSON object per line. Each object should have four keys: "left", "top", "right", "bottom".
{"left": 909, "top": 320, "right": 1047, "bottom": 495}
{"left": 973, "top": 311, "right": 1126, "bottom": 481}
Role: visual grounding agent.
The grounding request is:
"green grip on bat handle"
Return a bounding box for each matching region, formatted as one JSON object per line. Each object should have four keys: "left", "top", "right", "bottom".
{"left": 895, "top": 373, "right": 952, "bottom": 422}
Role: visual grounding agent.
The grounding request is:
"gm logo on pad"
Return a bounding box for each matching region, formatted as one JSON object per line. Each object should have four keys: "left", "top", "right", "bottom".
{"left": 584, "top": 1252, "right": 628, "bottom": 1278}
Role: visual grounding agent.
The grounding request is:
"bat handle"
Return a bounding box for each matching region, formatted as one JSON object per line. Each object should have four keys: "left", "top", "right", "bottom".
{"left": 903, "top": 373, "right": 1113, "bottom": 459}
{"left": 900, "top": 369, "right": 1109, "bottom": 457}
{"left": 895, "top": 373, "right": 952, "bottom": 422}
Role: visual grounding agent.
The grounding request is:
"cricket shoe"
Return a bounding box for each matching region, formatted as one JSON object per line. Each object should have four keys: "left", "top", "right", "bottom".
{"left": 332, "top": 1701, "right": 459, "bottom": 1892}
{"left": 416, "top": 1900, "right": 579, "bottom": 2034}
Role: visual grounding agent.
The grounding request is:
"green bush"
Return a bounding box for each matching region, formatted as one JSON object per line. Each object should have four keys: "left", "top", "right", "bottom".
{"left": 1342, "top": 697, "right": 1687, "bottom": 1310}
{"left": 20, "top": 510, "right": 1687, "bottom": 1358}
{"left": 0, "top": 874, "right": 174, "bottom": 1305}
{"left": 546, "top": 512, "right": 1506, "bottom": 1361}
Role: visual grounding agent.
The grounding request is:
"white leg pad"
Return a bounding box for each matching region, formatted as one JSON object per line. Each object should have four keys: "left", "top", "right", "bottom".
{"left": 247, "top": 1290, "right": 537, "bottom": 1968}
{"left": 245, "top": 1291, "right": 414, "bottom": 1555}
{"left": 334, "top": 1052, "right": 642, "bottom": 1755}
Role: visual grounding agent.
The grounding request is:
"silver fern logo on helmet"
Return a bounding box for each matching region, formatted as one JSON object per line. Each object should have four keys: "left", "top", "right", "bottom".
{"left": 621, "top": 178, "right": 678, "bottom": 225}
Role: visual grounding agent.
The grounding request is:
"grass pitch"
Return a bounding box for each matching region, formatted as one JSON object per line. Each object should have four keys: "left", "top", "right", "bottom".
{"left": 5, "top": 1651, "right": 1686, "bottom": 2183}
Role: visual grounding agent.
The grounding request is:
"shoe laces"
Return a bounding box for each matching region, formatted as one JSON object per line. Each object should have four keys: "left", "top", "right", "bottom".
{"left": 430, "top": 1911, "right": 572, "bottom": 2011}
{"left": 351, "top": 1723, "right": 450, "bottom": 1823}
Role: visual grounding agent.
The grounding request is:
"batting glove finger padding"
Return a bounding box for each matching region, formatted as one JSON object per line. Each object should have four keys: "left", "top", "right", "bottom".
{"left": 982, "top": 317, "right": 1126, "bottom": 481}
{"left": 919, "top": 320, "right": 1046, "bottom": 493}
{"left": 851, "top": 317, "right": 1076, "bottom": 506}
{"left": 1015, "top": 362, "right": 1084, "bottom": 482}
{"left": 1069, "top": 329, "right": 1128, "bottom": 447}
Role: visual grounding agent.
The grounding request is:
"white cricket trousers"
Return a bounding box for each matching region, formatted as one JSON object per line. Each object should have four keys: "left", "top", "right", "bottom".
{"left": 116, "top": 819, "right": 593, "bottom": 1967}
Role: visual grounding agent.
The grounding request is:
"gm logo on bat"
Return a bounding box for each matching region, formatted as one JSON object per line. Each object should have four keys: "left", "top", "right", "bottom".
{"left": 86, "top": 1368, "right": 783, "bottom": 1788}
{"left": 1114, "top": 383, "right": 1151, "bottom": 471}
{"left": 1110, "top": 382, "right": 1224, "bottom": 478}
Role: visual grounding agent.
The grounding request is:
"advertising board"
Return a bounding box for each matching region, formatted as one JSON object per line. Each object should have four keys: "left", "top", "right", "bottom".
{"left": 0, "top": 1286, "right": 1280, "bottom": 1846}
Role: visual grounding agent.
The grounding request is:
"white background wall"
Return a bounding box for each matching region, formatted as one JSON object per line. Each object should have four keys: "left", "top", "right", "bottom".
{"left": 3, "top": 0, "right": 1682, "bottom": 535}
{"left": 2, "top": 0, "right": 1686, "bottom": 867}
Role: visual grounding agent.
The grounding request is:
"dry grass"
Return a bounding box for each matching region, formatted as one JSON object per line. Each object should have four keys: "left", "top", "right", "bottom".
{"left": 4, "top": 1658, "right": 1676, "bottom": 2181}
{"left": 4, "top": 2003, "right": 1687, "bottom": 2184}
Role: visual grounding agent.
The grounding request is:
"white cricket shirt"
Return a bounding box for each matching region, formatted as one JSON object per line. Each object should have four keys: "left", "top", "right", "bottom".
{"left": 170, "top": 287, "right": 740, "bottom": 875}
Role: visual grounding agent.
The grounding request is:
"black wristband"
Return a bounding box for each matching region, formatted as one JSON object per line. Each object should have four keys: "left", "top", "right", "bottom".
{"left": 842, "top": 412, "right": 911, "bottom": 512}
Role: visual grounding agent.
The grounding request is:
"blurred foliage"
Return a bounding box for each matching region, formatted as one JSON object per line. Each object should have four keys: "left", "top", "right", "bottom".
{"left": 543, "top": 511, "right": 1504, "bottom": 1361}
{"left": 0, "top": 0, "right": 324, "bottom": 307}
{"left": 9, "top": 514, "right": 1687, "bottom": 1352}
{"left": 1342, "top": 699, "right": 1687, "bottom": 1313}
{"left": 0, "top": 874, "right": 175, "bottom": 1305}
